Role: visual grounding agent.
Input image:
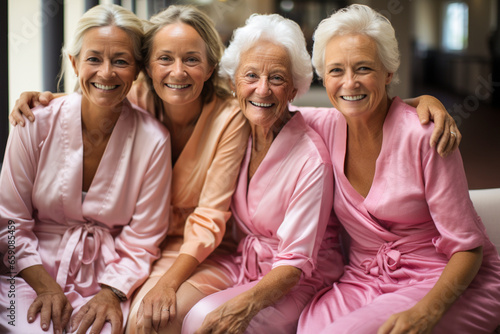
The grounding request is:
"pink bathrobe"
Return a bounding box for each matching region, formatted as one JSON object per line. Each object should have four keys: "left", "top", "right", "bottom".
{"left": 0, "top": 93, "right": 171, "bottom": 333}
{"left": 297, "top": 97, "right": 500, "bottom": 334}
{"left": 182, "top": 112, "right": 344, "bottom": 334}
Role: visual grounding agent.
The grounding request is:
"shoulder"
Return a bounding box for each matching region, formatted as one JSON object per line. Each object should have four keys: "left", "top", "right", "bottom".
{"left": 206, "top": 96, "right": 249, "bottom": 134}
{"left": 290, "top": 112, "right": 332, "bottom": 166}
{"left": 389, "top": 97, "right": 434, "bottom": 145}
{"left": 212, "top": 96, "right": 244, "bottom": 121}
{"left": 291, "top": 105, "right": 342, "bottom": 145}
{"left": 125, "top": 99, "right": 170, "bottom": 141}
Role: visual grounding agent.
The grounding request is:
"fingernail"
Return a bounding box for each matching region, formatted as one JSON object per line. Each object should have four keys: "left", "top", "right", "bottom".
{"left": 28, "top": 316, "right": 33, "bottom": 322}
{"left": 42, "top": 323, "right": 47, "bottom": 329}
{"left": 20, "top": 122, "right": 24, "bottom": 126}
{"left": 29, "top": 116, "right": 34, "bottom": 122}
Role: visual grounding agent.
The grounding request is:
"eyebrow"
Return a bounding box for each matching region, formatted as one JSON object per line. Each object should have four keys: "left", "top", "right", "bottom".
{"left": 157, "top": 50, "right": 202, "bottom": 55}
{"left": 85, "top": 50, "right": 133, "bottom": 57}
{"left": 327, "top": 60, "right": 376, "bottom": 67}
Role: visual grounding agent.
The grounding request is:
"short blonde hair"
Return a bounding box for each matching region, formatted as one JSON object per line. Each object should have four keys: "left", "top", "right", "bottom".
{"left": 60, "top": 4, "right": 144, "bottom": 91}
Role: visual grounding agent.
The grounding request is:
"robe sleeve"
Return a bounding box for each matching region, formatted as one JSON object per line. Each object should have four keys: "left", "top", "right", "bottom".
{"left": 273, "top": 158, "right": 334, "bottom": 278}
{"left": 180, "top": 106, "right": 250, "bottom": 263}
{"left": 0, "top": 107, "right": 49, "bottom": 273}
{"left": 98, "top": 133, "right": 172, "bottom": 298}
{"left": 422, "top": 145, "right": 485, "bottom": 258}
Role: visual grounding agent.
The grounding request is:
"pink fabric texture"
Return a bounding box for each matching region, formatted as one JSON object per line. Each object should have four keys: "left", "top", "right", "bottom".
{"left": 297, "top": 98, "right": 500, "bottom": 333}
{"left": 0, "top": 93, "right": 171, "bottom": 332}
{"left": 182, "top": 112, "right": 344, "bottom": 334}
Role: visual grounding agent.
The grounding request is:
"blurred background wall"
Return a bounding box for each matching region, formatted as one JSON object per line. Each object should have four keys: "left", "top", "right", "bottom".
{"left": 3, "top": 0, "right": 500, "bottom": 188}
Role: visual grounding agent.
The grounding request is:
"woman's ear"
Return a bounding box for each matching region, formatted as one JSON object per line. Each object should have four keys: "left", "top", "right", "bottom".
{"left": 204, "top": 65, "right": 215, "bottom": 82}
{"left": 69, "top": 55, "right": 79, "bottom": 77}
{"left": 386, "top": 72, "right": 394, "bottom": 85}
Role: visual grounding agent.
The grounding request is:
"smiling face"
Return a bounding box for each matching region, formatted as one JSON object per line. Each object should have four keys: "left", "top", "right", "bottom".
{"left": 147, "top": 23, "right": 214, "bottom": 108}
{"left": 323, "top": 34, "right": 393, "bottom": 119}
{"left": 234, "top": 40, "right": 297, "bottom": 130}
{"left": 70, "top": 26, "right": 138, "bottom": 111}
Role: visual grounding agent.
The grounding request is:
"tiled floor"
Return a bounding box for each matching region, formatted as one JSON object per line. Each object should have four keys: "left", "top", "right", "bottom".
{"left": 295, "top": 84, "right": 500, "bottom": 190}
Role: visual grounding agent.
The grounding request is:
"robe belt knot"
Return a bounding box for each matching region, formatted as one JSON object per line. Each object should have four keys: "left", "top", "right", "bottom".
{"left": 361, "top": 242, "right": 401, "bottom": 283}
{"left": 236, "top": 234, "right": 277, "bottom": 284}
{"left": 55, "top": 220, "right": 119, "bottom": 288}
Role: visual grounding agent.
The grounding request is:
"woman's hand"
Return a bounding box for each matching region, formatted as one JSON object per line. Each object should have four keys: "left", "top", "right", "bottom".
{"left": 406, "top": 95, "right": 461, "bottom": 157}
{"left": 27, "top": 286, "right": 73, "bottom": 333}
{"left": 194, "top": 294, "right": 257, "bottom": 334}
{"left": 9, "top": 91, "right": 56, "bottom": 126}
{"left": 20, "top": 265, "right": 73, "bottom": 333}
{"left": 377, "top": 304, "right": 440, "bottom": 334}
{"left": 70, "top": 287, "right": 123, "bottom": 334}
{"left": 378, "top": 247, "right": 482, "bottom": 334}
{"left": 136, "top": 284, "right": 177, "bottom": 334}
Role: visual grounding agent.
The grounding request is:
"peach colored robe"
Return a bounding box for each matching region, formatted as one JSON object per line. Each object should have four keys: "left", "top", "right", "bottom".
{"left": 0, "top": 93, "right": 172, "bottom": 333}
{"left": 126, "top": 87, "right": 250, "bottom": 331}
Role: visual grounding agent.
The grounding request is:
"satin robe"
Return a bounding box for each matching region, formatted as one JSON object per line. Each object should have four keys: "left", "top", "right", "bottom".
{"left": 182, "top": 112, "right": 344, "bottom": 334}
{"left": 126, "top": 92, "right": 250, "bottom": 332}
{"left": 0, "top": 93, "right": 172, "bottom": 333}
{"left": 297, "top": 97, "right": 500, "bottom": 334}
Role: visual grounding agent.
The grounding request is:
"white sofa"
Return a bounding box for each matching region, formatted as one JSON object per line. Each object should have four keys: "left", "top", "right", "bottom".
{"left": 469, "top": 188, "right": 500, "bottom": 254}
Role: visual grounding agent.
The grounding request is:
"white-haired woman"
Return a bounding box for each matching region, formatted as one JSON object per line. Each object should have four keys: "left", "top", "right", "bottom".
{"left": 180, "top": 13, "right": 343, "bottom": 334}
{"left": 0, "top": 4, "right": 171, "bottom": 334}
{"left": 298, "top": 5, "right": 500, "bottom": 334}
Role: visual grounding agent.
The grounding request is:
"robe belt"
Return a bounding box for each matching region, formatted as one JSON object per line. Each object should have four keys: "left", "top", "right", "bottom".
{"left": 236, "top": 234, "right": 277, "bottom": 284}
{"left": 359, "top": 229, "right": 438, "bottom": 284}
{"left": 38, "top": 221, "right": 121, "bottom": 288}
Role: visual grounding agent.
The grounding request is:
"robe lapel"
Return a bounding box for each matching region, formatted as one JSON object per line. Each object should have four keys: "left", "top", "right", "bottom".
{"left": 81, "top": 100, "right": 136, "bottom": 220}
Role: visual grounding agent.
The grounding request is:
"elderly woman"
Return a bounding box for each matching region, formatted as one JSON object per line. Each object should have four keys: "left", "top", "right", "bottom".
{"left": 297, "top": 5, "right": 500, "bottom": 334}
{"left": 180, "top": 13, "right": 343, "bottom": 334}
{"left": 0, "top": 4, "right": 171, "bottom": 334}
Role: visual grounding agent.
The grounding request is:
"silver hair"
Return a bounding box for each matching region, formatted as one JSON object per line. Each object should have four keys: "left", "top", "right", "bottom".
{"left": 312, "top": 4, "right": 400, "bottom": 87}
{"left": 219, "top": 14, "right": 313, "bottom": 98}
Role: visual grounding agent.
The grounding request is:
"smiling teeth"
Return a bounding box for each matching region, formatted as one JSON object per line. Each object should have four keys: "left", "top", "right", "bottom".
{"left": 250, "top": 101, "right": 273, "bottom": 107}
{"left": 167, "top": 84, "right": 189, "bottom": 89}
{"left": 94, "top": 83, "right": 117, "bottom": 90}
{"left": 342, "top": 95, "right": 365, "bottom": 101}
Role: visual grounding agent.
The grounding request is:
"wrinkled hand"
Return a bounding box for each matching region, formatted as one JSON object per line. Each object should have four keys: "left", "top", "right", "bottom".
{"left": 9, "top": 91, "right": 55, "bottom": 126}
{"left": 136, "top": 284, "right": 177, "bottom": 334}
{"left": 194, "top": 295, "right": 257, "bottom": 334}
{"left": 415, "top": 95, "right": 461, "bottom": 157}
{"left": 377, "top": 305, "right": 440, "bottom": 334}
{"left": 27, "top": 288, "right": 73, "bottom": 333}
{"left": 70, "top": 288, "right": 123, "bottom": 334}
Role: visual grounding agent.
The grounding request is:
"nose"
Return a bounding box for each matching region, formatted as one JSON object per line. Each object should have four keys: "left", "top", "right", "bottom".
{"left": 343, "top": 70, "right": 358, "bottom": 89}
{"left": 99, "top": 60, "right": 115, "bottom": 79}
{"left": 172, "top": 60, "right": 186, "bottom": 77}
{"left": 256, "top": 77, "right": 271, "bottom": 96}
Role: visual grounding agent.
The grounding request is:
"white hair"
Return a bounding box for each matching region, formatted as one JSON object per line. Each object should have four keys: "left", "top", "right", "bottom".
{"left": 219, "top": 14, "right": 313, "bottom": 98}
{"left": 312, "top": 4, "right": 400, "bottom": 87}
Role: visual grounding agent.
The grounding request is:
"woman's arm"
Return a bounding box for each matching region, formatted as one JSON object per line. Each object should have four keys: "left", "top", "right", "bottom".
{"left": 378, "top": 247, "right": 483, "bottom": 334}
{"left": 195, "top": 266, "right": 302, "bottom": 334}
{"left": 136, "top": 103, "right": 250, "bottom": 333}
{"left": 20, "top": 265, "right": 73, "bottom": 333}
{"left": 404, "top": 95, "right": 461, "bottom": 157}
{"left": 9, "top": 91, "right": 60, "bottom": 126}
{"left": 136, "top": 254, "right": 200, "bottom": 333}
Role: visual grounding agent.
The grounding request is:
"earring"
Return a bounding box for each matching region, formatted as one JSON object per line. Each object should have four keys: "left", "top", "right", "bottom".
{"left": 232, "top": 91, "right": 236, "bottom": 98}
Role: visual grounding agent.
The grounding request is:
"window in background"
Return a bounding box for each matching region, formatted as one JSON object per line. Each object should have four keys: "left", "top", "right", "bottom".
{"left": 442, "top": 2, "right": 469, "bottom": 51}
